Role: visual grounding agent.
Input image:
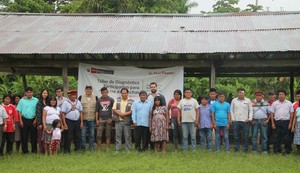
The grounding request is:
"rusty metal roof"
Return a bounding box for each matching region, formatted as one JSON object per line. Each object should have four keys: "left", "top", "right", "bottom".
{"left": 1, "top": 12, "right": 300, "bottom": 54}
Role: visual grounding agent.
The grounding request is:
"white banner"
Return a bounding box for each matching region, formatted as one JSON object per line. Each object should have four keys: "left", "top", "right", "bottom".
{"left": 78, "top": 63, "right": 184, "bottom": 103}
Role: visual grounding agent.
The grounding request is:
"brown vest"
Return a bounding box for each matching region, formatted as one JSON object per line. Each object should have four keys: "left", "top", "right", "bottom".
{"left": 81, "top": 94, "right": 97, "bottom": 121}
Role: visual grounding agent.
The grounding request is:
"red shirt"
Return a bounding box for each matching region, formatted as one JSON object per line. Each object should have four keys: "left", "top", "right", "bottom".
{"left": 293, "top": 102, "right": 299, "bottom": 111}
{"left": 13, "top": 104, "right": 20, "bottom": 122}
{"left": 2, "top": 104, "right": 18, "bottom": 132}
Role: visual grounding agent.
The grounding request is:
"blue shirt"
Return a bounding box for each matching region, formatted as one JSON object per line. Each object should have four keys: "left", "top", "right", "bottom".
{"left": 61, "top": 99, "right": 83, "bottom": 121}
{"left": 199, "top": 104, "right": 211, "bottom": 128}
{"left": 17, "top": 97, "right": 39, "bottom": 119}
{"left": 252, "top": 99, "right": 269, "bottom": 119}
{"left": 211, "top": 101, "right": 230, "bottom": 126}
{"left": 132, "top": 100, "right": 151, "bottom": 127}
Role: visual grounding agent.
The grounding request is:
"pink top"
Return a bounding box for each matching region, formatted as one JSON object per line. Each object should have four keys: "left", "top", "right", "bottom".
{"left": 169, "top": 99, "right": 180, "bottom": 118}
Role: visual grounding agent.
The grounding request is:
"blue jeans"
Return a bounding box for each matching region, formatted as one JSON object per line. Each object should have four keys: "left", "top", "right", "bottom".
{"left": 81, "top": 120, "right": 95, "bottom": 151}
{"left": 171, "top": 117, "right": 181, "bottom": 149}
{"left": 233, "top": 121, "right": 250, "bottom": 152}
{"left": 199, "top": 128, "right": 212, "bottom": 150}
{"left": 216, "top": 126, "right": 230, "bottom": 151}
{"left": 181, "top": 122, "right": 197, "bottom": 151}
{"left": 252, "top": 119, "right": 268, "bottom": 152}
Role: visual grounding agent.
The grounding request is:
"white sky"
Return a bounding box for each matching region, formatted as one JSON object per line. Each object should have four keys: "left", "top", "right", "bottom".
{"left": 189, "top": 0, "right": 300, "bottom": 13}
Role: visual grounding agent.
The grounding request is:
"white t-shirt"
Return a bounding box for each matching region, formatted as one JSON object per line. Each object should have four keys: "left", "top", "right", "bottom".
{"left": 177, "top": 98, "right": 199, "bottom": 122}
{"left": 52, "top": 128, "right": 61, "bottom": 140}
{"left": 44, "top": 106, "right": 61, "bottom": 124}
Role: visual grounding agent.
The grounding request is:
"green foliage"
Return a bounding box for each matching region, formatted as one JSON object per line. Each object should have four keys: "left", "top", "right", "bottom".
{"left": 213, "top": 0, "right": 241, "bottom": 13}
{"left": 5, "top": 0, "right": 53, "bottom": 13}
{"left": 244, "top": 4, "right": 263, "bottom": 12}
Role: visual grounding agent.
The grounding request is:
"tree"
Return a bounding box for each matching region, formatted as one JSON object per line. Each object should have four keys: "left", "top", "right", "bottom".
{"left": 244, "top": 4, "right": 263, "bottom": 12}
{"left": 212, "top": 0, "right": 240, "bottom": 13}
{"left": 5, "top": 0, "right": 53, "bottom": 13}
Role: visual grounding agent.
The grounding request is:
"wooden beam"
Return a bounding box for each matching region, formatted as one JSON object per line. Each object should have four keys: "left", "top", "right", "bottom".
{"left": 210, "top": 61, "right": 216, "bottom": 88}
{"left": 62, "top": 61, "right": 69, "bottom": 97}
{"left": 21, "top": 75, "right": 27, "bottom": 91}
{"left": 290, "top": 72, "right": 295, "bottom": 102}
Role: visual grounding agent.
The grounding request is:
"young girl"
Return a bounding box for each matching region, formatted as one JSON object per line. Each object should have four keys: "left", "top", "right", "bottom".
{"left": 150, "top": 96, "right": 169, "bottom": 153}
{"left": 49, "top": 119, "right": 63, "bottom": 155}
{"left": 1, "top": 94, "right": 18, "bottom": 155}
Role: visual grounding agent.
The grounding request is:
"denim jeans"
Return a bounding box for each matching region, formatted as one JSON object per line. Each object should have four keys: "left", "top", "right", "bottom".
{"left": 199, "top": 128, "right": 212, "bottom": 150}
{"left": 181, "top": 122, "right": 197, "bottom": 151}
{"left": 233, "top": 121, "right": 250, "bottom": 152}
{"left": 216, "top": 126, "right": 230, "bottom": 151}
{"left": 81, "top": 120, "right": 95, "bottom": 151}
{"left": 252, "top": 119, "right": 268, "bottom": 152}
{"left": 171, "top": 117, "right": 181, "bottom": 149}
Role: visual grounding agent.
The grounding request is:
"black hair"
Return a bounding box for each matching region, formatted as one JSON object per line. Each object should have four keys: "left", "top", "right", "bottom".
{"left": 237, "top": 88, "right": 245, "bottom": 92}
{"left": 39, "top": 89, "right": 50, "bottom": 103}
{"left": 184, "top": 88, "right": 193, "bottom": 93}
{"left": 200, "top": 95, "right": 209, "bottom": 100}
{"left": 12, "top": 94, "right": 22, "bottom": 105}
{"left": 120, "top": 87, "right": 129, "bottom": 93}
{"left": 47, "top": 97, "right": 58, "bottom": 108}
{"left": 277, "top": 89, "right": 287, "bottom": 96}
{"left": 139, "top": 90, "right": 147, "bottom": 96}
{"left": 55, "top": 87, "right": 63, "bottom": 92}
{"left": 173, "top": 89, "right": 182, "bottom": 99}
{"left": 85, "top": 85, "right": 92, "bottom": 89}
{"left": 218, "top": 91, "right": 226, "bottom": 96}
{"left": 150, "top": 82, "right": 157, "bottom": 87}
{"left": 2, "top": 94, "right": 12, "bottom": 102}
{"left": 52, "top": 119, "right": 61, "bottom": 128}
{"left": 296, "top": 89, "right": 300, "bottom": 95}
{"left": 101, "top": 87, "right": 108, "bottom": 92}
{"left": 25, "top": 87, "right": 33, "bottom": 92}
{"left": 152, "top": 96, "right": 163, "bottom": 110}
{"left": 209, "top": 88, "right": 217, "bottom": 93}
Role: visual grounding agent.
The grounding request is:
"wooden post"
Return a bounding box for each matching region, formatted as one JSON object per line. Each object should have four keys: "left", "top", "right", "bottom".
{"left": 210, "top": 61, "right": 216, "bottom": 88}
{"left": 21, "top": 75, "right": 27, "bottom": 91}
{"left": 290, "top": 72, "right": 294, "bottom": 103}
{"left": 62, "top": 61, "right": 69, "bottom": 97}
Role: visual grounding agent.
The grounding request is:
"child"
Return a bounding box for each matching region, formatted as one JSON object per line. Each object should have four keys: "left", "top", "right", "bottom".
{"left": 198, "top": 96, "right": 212, "bottom": 151}
{"left": 49, "top": 119, "right": 63, "bottom": 155}
{"left": 211, "top": 91, "right": 231, "bottom": 152}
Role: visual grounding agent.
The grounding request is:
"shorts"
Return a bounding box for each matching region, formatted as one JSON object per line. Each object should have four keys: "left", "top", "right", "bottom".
{"left": 96, "top": 119, "right": 112, "bottom": 140}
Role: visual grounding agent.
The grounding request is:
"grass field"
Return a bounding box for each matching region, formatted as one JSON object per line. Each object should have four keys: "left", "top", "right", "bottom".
{"left": 1, "top": 144, "right": 300, "bottom": 173}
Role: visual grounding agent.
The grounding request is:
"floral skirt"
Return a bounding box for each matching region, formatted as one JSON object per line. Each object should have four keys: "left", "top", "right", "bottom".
{"left": 151, "top": 114, "right": 168, "bottom": 142}
{"left": 294, "top": 121, "right": 300, "bottom": 145}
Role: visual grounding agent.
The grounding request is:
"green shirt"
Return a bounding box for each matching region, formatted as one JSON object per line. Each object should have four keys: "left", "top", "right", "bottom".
{"left": 17, "top": 97, "right": 39, "bottom": 119}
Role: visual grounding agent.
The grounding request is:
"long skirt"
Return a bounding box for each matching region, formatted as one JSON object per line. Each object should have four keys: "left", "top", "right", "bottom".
{"left": 151, "top": 114, "right": 168, "bottom": 142}
{"left": 294, "top": 121, "right": 300, "bottom": 145}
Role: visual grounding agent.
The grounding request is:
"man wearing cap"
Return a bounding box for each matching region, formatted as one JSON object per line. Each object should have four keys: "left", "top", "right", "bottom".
{"left": 61, "top": 90, "right": 83, "bottom": 153}
{"left": 270, "top": 89, "right": 294, "bottom": 154}
{"left": 266, "top": 90, "right": 276, "bottom": 151}
{"left": 78, "top": 86, "right": 98, "bottom": 151}
{"left": 230, "top": 88, "right": 253, "bottom": 152}
{"left": 251, "top": 90, "right": 270, "bottom": 154}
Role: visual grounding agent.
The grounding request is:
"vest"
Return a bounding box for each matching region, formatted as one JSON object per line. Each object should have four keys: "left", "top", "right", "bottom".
{"left": 81, "top": 94, "right": 97, "bottom": 121}
{"left": 113, "top": 97, "right": 134, "bottom": 123}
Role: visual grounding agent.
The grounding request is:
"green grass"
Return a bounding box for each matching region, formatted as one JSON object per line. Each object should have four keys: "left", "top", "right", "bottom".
{"left": 1, "top": 145, "right": 300, "bottom": 173}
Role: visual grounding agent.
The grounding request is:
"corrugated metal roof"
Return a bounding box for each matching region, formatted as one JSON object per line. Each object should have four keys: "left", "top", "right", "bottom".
{"left": 0, "top": 12, "right": 300, "bottom": 54}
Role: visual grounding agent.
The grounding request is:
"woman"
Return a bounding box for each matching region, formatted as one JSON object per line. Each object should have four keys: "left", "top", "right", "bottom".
{"left": 43, "top": 97, "right": 61, "bottom": 155}
{"left": 0, "top": 94, "right": 18, "bottom": 155}
{"left": 12, "top": 94, "right": 21, "bottom": 153}
{"left": 36, "top": 89, "right": 49, "bottom": 153}
{"left": 167, "top": 89, "right": 182, "bottom": 149}
{"left": 150, "top": 96, "right": 169, "bottom": 153}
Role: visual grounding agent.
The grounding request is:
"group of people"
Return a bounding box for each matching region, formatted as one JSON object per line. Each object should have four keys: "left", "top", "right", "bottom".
{"left": 0, "top": 82, "right": 300, "bottom": 155}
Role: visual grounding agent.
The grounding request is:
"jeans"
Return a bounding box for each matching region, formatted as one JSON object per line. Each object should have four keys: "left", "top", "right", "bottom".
{"left": 252, "top": 119, "right": 268, "bottom": 152}
{"left": 199, "top": 128, "right": 212, "bottom": 150}
{"left": 273, "top": 120, "right": 292, "bottom": 154}
{"left": 216, "top": 126, "right": 230, "bottom": 151}
{"left": 115, "top": 122, "right": 131, "bottom": 151}
{"left": 233, "top": 121, "right": 250, "bottom": 152}
{"left": 171, "top": 117, "right": 181, "bottom": 149}
{"left": 81, "top": 120, "right": 95, "bottom": 151}
{"left": 181, "top": 122, "right": 197, "bottom": 151}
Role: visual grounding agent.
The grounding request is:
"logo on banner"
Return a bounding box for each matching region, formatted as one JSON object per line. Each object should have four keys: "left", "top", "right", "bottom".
{"left": 87, "top": 68, "right": 114, "bottom": 75}
{"left": 148, "top": 71, "right": 175, "bottom": 75}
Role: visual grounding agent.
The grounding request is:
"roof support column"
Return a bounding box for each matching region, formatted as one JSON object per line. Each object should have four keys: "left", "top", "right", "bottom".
{"left": 290, "top": 72, "right": 294, "bottom": 103}
{"left": 21, "top": 75, "right": 27, "bottom": 91}
{"left": 210, "top": 61, "right": 216, "bottom": 88}
{"left": 62, "top": 60, "right": 69, "bottom": 97}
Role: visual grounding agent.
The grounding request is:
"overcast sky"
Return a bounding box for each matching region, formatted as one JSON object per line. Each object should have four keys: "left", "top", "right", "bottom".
{"left": 189, "top": 0, "right": 300, "bottom": 13}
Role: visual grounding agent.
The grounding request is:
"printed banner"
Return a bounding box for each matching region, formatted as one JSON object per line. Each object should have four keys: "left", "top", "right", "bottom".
{"left": 78, "top": 63, "right": 184, "bottom": 102}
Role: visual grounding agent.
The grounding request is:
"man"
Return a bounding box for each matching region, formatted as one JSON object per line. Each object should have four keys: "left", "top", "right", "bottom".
{"left": 95, "top": 87, "right": 114, "bottom": 152}
{"left": 78, "top": 85, "right": 98, "bottom": 151}
{"left": 177, "top": 88, "right": 200, "bottom": 151}
{"left": 208, "top": 88, "right": 218, "bottom": 105}
{"left": 266, "top": 90, "right": 276, "bottom": 151}
{"left": 230, "top": 88, "right": 253, "bottom": 152}
{"left": 147, "top": 82, "right": 166, "bottom": 107}
{"left": 55, "top": 87, "right": 67, "bottom": 109}
{"left": 61, "top": 90, "right": 83, "bottom": 153}
{"left": 270, "top": 89, "right": 294, "bottom": 154}
{"left": 251, "top": 90, "right": 270, "bottom": 154}
{"left": 211, "top": 91, "right": 231, "bottom": 152}
{"left": 17, "top": 87, "right": 39, "bottom": 154}
{"left": 0, "top": 104, "right": 8, "bottom": 155}
{"left": 132, "top": 90, "right": 152, "bottom": 152}
{"left": 112, "top": 87, "right": 134, "bottom": 152}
